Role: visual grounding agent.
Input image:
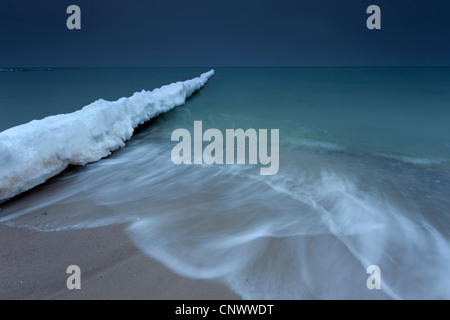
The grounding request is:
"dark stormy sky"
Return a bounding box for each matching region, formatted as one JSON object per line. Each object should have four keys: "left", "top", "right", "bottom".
{"left": 1, "top": 0, "right": 450, "bottom": 67}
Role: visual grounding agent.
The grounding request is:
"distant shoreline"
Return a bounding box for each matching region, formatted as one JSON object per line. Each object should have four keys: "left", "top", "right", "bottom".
{"left": 0, "top": 68, "right": 52, "bottom": 72}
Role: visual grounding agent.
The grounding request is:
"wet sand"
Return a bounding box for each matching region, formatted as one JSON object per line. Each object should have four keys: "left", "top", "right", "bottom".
{"left": 0, "top": 223, "right": 241, "bottom": 300}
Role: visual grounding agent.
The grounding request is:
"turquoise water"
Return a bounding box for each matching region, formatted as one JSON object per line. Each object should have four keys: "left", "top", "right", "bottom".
{"left": 1, "top": 68, "right": 449, "bottom": 299}
{"left": 2, "top": 67, "right": 449, "bottom": 162}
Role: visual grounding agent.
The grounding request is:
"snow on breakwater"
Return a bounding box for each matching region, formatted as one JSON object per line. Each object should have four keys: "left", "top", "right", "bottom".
{"left": 0, "top": 70, "right": 215, "bottom": 203}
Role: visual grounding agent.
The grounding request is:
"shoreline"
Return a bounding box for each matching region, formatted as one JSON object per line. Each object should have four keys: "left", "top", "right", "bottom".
{"left": 0, "top": 223, "right": 241, "bottom": 300}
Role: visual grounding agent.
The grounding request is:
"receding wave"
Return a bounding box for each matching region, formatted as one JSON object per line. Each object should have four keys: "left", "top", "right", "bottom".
{"left": 1, "top": 126, "right": 449, "bottom": 299}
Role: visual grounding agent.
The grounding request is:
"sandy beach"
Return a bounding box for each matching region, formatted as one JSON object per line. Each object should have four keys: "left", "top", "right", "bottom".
{"left": 0, "top": 223, "right": 240, "bottom": 300}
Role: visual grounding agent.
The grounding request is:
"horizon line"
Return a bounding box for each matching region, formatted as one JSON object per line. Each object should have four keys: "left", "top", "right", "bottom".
{"left": 2, "top": 65, "right": 450, "bottom": 69}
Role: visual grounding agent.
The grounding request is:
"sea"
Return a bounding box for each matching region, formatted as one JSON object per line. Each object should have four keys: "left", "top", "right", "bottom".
{"left": 0, "top": 67, "right": 449, "bottom": 299}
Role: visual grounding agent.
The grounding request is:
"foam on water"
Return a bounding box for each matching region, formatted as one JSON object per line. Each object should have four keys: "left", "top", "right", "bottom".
{"left": 378, "top": 153, "right": 448, "bottom": 166}
{"left": 1, "top": 123, "right": 449, "bottom": 299}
